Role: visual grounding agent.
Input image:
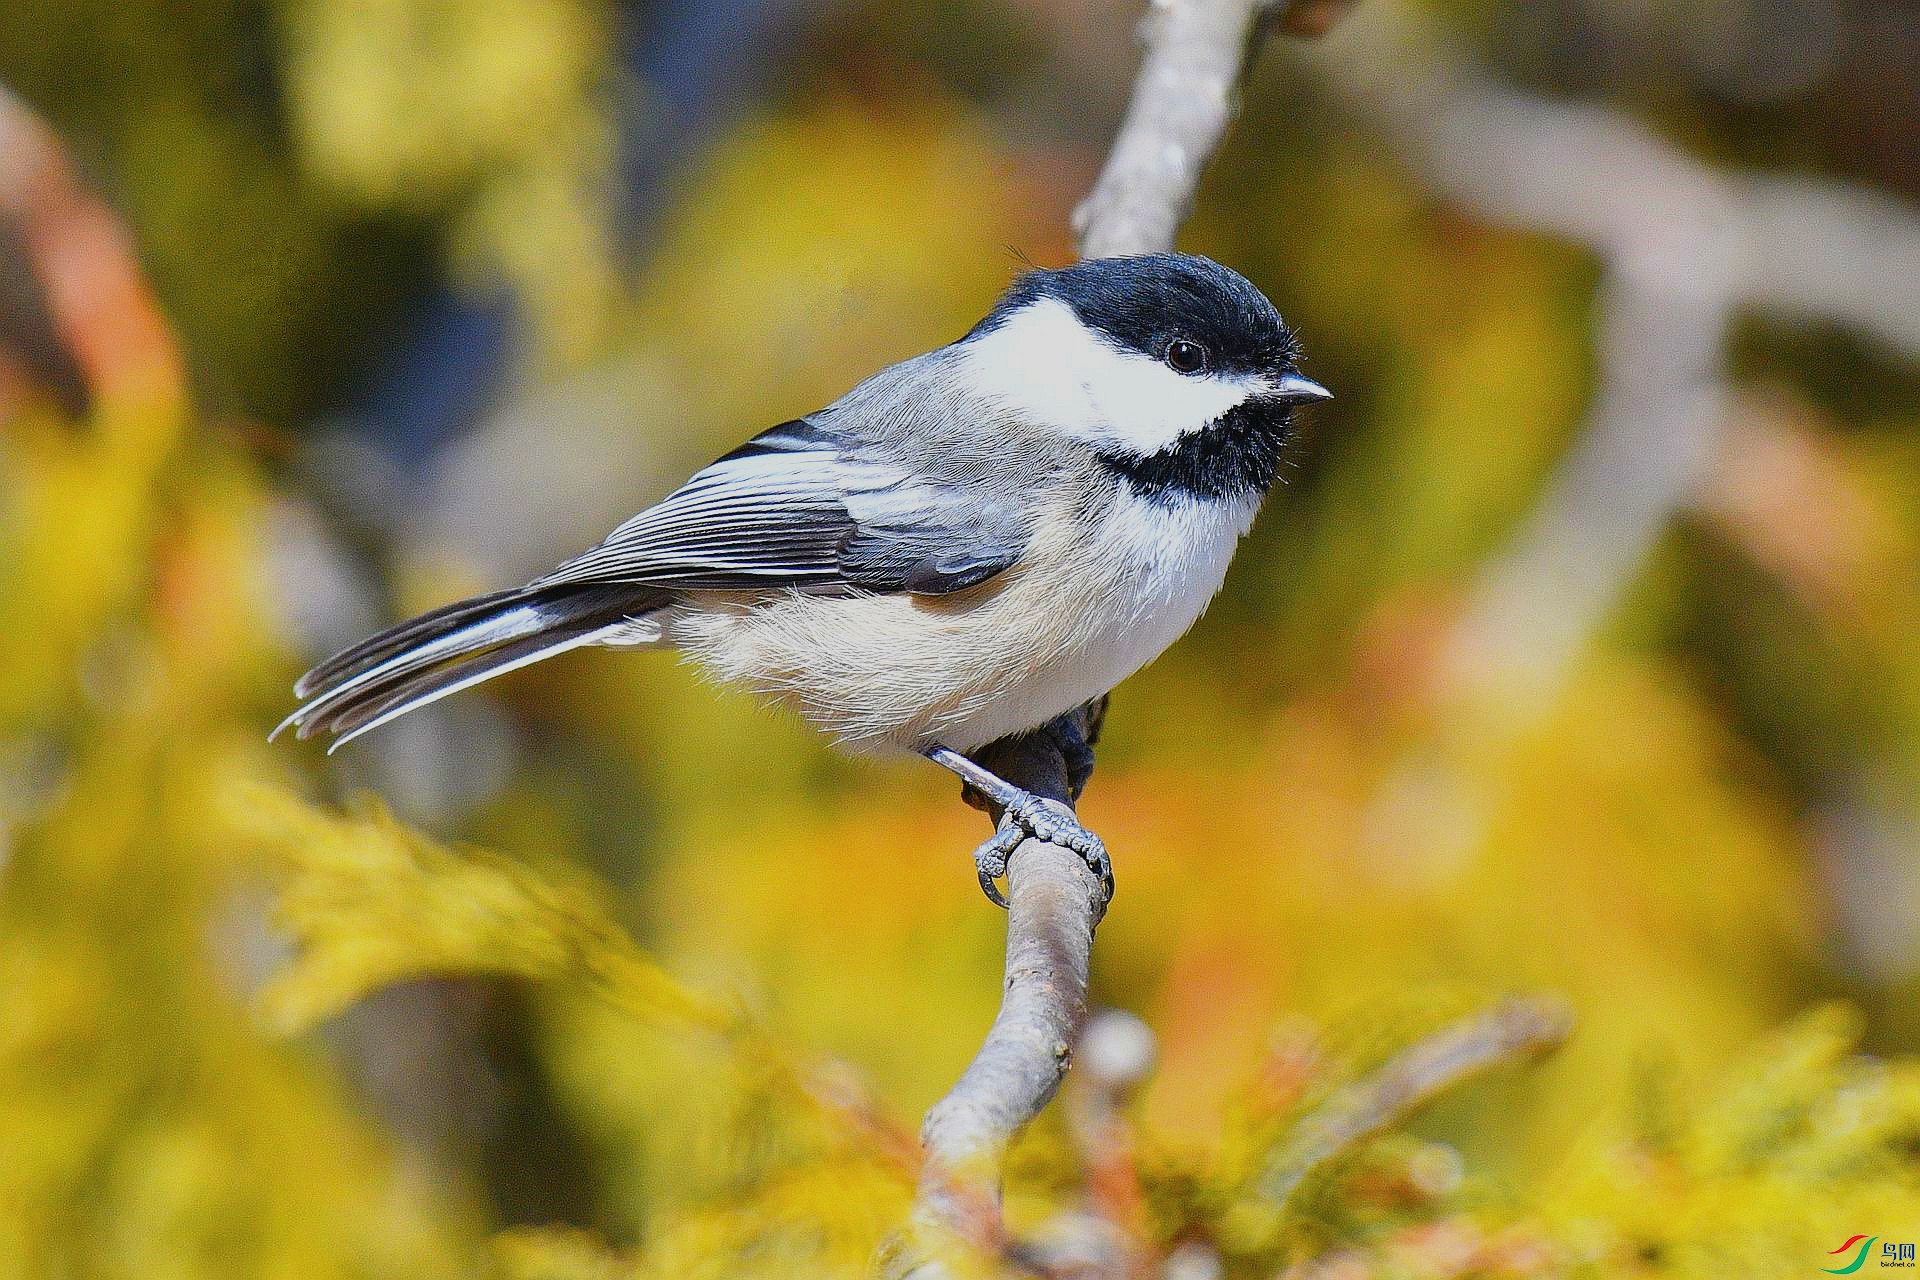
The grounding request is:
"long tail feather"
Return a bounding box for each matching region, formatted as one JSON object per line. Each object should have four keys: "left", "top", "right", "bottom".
{"left": 321, "top": 622, "right": 623, "bottom": 751}
{"left": 280, "top": 583, "right": 663, "bottom": 746}
{"left": 293, "top": 587, "right": 531, "bottom": 697}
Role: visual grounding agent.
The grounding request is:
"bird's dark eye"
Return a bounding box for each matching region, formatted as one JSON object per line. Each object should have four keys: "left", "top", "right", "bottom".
{"left": 1165, "top": 339, "right": 1208, "bottom": 374}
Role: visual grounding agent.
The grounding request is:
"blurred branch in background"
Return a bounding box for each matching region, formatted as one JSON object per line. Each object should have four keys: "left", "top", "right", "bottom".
{"left": 1258, "top": 995, "right": 1570, "bottom": 1212}
{"left": 1306, "top": 2, "right": 1920, "bottom": 900}
{"left": 1313, "top": 0, "right": 1920, "bottom": 708}
{"left": 1693, "top": 397, "right": 1920, "bottom": 982}
{"left": 0, "top": 86, "right": 181, "bottom": 416}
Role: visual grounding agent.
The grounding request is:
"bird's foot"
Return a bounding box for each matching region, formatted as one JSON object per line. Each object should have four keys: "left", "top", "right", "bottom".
{"left": 970, "top": 791, "right": 1113, "bottom": 909}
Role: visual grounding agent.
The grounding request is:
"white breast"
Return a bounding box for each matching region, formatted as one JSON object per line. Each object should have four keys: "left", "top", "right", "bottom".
{"left": 661, "top": 487, "right": 1258, "bottom": 754}
{"left": 968, "top": 488, "right": 1257, "bottom": 745}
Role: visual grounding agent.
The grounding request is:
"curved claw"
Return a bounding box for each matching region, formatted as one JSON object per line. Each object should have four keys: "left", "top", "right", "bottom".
{"left": 966, "top": 794, "right": 1115, "bottom": 908}
{"left": 969, "top": 814, "right": 1023, "bottom": 909}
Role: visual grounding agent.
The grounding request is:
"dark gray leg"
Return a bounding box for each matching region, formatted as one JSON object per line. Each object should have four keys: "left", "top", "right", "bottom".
{"left": 922, "top": 742, "right": 1113, "bottom": 908}
{"left": 1040, "top": 706, "right": 1101, "bottom": 800}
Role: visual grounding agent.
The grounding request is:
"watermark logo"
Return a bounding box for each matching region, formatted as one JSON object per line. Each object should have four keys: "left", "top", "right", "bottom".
{"left": 1824, "top": 1237, "right": 1917, "bottom": 1273}
{"left": 1827, "top": 1238, "right": 1880, "bottom": 1274}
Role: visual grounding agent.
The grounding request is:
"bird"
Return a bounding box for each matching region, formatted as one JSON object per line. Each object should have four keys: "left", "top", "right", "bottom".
{"left": 278, "top": 253, "right": 1330, "bottom": 905}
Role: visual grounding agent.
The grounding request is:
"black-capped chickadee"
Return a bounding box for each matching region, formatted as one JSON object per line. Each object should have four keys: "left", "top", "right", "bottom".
{"left": 279, "top": 253, "right": 1329, "bottom": 903}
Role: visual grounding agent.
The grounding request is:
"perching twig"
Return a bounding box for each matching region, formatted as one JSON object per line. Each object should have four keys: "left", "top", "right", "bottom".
{"left": 908, "top": 701, "right": 1108, "bottom": 1258}
{"left": 903, "top": 0, "right": 1354, "bottom": 1264}
{"left": 1074, "top": 0, "right": 1277, "bottom": 259}
{"left": 1075, "top": 0, "right": 1357, "bottom": 261}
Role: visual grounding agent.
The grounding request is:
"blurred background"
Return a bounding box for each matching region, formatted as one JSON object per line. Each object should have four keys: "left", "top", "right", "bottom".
{"left": 1, "top": 0, "right": 1918, "bottom": 1274}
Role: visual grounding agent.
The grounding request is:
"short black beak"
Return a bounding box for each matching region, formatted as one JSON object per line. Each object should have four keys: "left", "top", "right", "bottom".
{"left": 1273, "top": 372, "right": 1332, "bottom": 405}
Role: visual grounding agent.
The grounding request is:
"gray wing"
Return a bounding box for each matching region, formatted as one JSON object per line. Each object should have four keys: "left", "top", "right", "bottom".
{"left": 532, "top": 416, "right": 1031, "bottom": 596}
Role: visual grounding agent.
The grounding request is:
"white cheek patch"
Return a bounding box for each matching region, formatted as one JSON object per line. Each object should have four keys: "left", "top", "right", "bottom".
{"left": 960, "top": 296, "right": 1260, "bottom": 456}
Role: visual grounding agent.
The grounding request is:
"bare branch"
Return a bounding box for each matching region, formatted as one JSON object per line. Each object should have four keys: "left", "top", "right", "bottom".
{"left": 900, "top": 0, "right": 1356, "bottom": 1268}
{"left": 1074, "top": 0, "right": 1273, "bottom": 260}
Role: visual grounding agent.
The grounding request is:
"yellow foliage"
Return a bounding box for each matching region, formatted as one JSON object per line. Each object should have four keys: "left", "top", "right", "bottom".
{"left": 232, "top": 786, "right": 726, "bottom": 1036}
{"left": 0, "top": 426, "right": 489, "bottom": 1277}
{"left": 1536, "top": 1007, "right": 1920, "bottom": 1278}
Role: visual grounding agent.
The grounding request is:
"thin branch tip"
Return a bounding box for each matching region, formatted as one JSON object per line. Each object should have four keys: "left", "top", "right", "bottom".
{"left": 1260, "top": 994, "right": 1573, "bottom": 1210}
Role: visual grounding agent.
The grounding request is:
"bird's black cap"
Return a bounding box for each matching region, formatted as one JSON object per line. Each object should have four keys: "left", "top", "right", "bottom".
{"left": 973, "top": 252, "right": 1302, "bottom": 380}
